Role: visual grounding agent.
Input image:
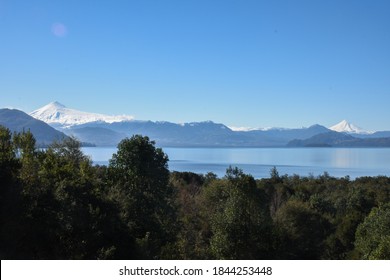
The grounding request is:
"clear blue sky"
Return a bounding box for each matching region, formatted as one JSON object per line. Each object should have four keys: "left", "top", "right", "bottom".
{"left": 1, "top": 0, "right": 390, "bottom": 130}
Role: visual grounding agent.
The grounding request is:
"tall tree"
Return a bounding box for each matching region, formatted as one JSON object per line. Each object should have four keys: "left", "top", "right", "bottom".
{"left": 0, "top": 126, "right": 18, "bottom": 183}
{"left": 0, "top": 126, "right": 21, "bottom": 258}
{"left": 13, "top": 130, "right": 39, "bottom": 188}
{"left": 108, "top": 135, "right": 176, "bottom": 258}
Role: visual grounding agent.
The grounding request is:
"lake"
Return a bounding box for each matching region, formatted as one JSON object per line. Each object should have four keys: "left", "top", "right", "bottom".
{"left": 81, "top": 147, "right": 390, "bottom": 179}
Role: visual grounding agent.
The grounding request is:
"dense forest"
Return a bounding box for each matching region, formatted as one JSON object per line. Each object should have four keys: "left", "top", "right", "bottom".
{"left": 1, "top": 125, "right": 390, "bottom": 260}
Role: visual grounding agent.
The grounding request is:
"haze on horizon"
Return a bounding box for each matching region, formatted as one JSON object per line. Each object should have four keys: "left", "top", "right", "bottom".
{"left": 1, "top": 0, "right": 390, "bottom": 131}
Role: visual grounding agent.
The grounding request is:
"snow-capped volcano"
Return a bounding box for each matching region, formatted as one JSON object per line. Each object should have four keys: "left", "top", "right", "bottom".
{"left": 30, "top": 102, "right": 134, "bottom": 128}
{"left": 329, "top": 120, "right": 373, "bottom": 134}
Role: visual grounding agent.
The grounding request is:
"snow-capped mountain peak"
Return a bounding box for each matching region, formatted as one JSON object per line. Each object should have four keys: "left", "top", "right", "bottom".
{"left": 30, "top": 102, "right": 134, "bottom": 127}
{"left": 50, "top": 101, "right": 65, "bottom": 108}
{"left": 329, "top": 120, "right": 373, "bottom": 134}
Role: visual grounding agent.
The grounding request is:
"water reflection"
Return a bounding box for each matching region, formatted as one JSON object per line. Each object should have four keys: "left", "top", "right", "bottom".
{"left": 82, "top": 147, "right": 390, "bottom": 179}
{"left": 331, "top": 149, "right": 359, "bottom": 168}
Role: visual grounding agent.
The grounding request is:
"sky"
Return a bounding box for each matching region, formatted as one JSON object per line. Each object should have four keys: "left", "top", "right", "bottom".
{"left": 1, "top": 0, "right": 390, "bottom": 131}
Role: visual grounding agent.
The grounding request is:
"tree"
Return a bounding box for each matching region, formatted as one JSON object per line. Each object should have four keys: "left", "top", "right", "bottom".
{"left": 170, "top": 172, "right": 207, "bottom": 259}
{"left": 108, "top": 135, "right": 175, "bottom": 258}
{"left": 0, "top": 126, "right": 18, "bottom": 183}
{"left": 275, "top": 200, "right": 331, "bottom": 259}
{"left": 270, "top": 166, "right": 281, "bottom": 182}
{"left": 12, "top": 136, "right": 136, "bottom": 259}
{"left": 13, "top": 130, "right": 39, "bottom": 187}
{"left": 0, "top": 126, "right": 21, "bottom": 258}
{"left": 207, "top": 167, "right": 273, "bottom": 259}
{"left": 355, "top": 203, "right": 390, "bottom": 259}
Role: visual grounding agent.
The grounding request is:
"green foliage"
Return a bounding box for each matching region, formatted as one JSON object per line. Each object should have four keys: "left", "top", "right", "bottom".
{"left": 207, "top": 167, "right": 273, "bottom": 259}
{"left": 275, "top": 199, "right": 331, "bottom": 259}
{"left": 269, "top": 166, "right": 280, "bottom": 181}
{"left": 108, "top": 135, "right": 176, "bottom": 258}
{"left": 1, "top": 131, "right": 139, "bottom": 259}
{"left": 0, "top": 126, "right": 19, "bottom": 182}
{"left": 355, "top": 203, "right": 390, "bottom": 259}
{"left": 2, "top": 129, "right": 390, "bottom": 260}
{"left": 0, "top": 126, "right": 22, "bottom": 259}
{"left": 169, "top": 172, "right": 208, "bottom": 259}
{"left": 13, "top": 130, "right": 39, "bottom": 187}
{"left": 0, "top": 126, "right": 15, "bottom": 162}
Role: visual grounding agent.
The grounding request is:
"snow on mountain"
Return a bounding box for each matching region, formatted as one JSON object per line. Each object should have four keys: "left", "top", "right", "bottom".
{"left": 329, "top": 120, "right": 373, "bottom": 134}
{"left": 30, "top": 102, "right": 134, "bottom": 127}
{"left": 228, "top": 126, "right": 292, "bottom": 132}
{"left": 228, "top": 126, "right": 259, "bottom": 132}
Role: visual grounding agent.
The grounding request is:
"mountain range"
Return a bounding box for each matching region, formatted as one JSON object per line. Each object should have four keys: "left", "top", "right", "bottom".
{"left": 27, "top": 102, "right": 333, "bottom": 147}
{"left": 1, "top": 102, "right": 390, "bottom": 148}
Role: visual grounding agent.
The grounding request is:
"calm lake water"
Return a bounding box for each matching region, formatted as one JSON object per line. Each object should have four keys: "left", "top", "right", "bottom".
{"left": 81, "top": 147, "right": 390, "bottom": 179}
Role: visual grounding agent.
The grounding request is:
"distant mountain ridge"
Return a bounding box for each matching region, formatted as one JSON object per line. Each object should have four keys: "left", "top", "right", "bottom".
{"left": 1, "top": 102, "right": 389, "bottom": 148}
{"left": 26, "top": 102, "right": 335, "bottom": 147}
{"left": 62, "top": 121, "right": 332, "bottom": 147}
{"left": 287, "top": 131, "right": 390, "bottom": 147}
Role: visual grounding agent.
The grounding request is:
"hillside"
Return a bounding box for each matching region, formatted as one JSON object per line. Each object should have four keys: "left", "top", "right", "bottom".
{"left": 0, "top": 108, "right": 68, "bottom": 146}
{"left": 287, "top": 131, "right": 390, "bottom": 147}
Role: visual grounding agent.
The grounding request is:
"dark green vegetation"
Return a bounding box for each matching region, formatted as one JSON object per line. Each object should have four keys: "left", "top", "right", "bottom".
{"left": 1, "top": 125, "right": 390, "bottom": 260}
